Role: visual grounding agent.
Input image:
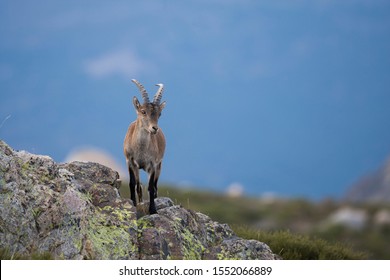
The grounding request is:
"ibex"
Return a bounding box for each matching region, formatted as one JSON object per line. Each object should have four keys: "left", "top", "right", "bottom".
{"left": 123, "top": 79, "right": 166, "bottom": 214}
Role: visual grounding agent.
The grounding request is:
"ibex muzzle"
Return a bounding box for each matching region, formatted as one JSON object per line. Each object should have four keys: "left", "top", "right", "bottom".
{"left": 123, "top": 79, "right": 166, "bottom": 214}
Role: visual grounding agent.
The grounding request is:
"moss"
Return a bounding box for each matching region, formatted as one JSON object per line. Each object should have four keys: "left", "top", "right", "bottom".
{"left": 20, "top": 160, "right": 30, "bottom": 173}
{"left": 81, "top": 191, "right": 93, "bottom": 204}
{"left": 101, "top": 205, "right": 134, "bottom": 223}
{"left": 86, "top": 221, "right": 129, "bottom": 258}
{"left": 44, "top": 198, "right": 139, "bottom": 260}
{"left": 71, "top": 190, "right": 138, "bottom": 259}
{"left": 18, "top": 156, "right": 57, "bottom": 185}
{"left": 210, "top": 240, "right": 241, "bottom": 260}
{"left": 169, "top": 217, "right": 204, "bottom": 260}
{"left": 31, "top": 207, "right": 42, "bottom": 219}
{"left": 180, "top": 226, "right": 205, "bottom": 259}
{"left": 68, "top": 220, "right": 83, "bottom": 252}
{"left": 137, "top": 214, "right": 206, "bottom": 260}
{"left": 82, "top": 208, "right": 138, "bottom": 259}
{"left": 137, "top": 216, "right": 154, "bottom": 246}
{"left": 216, "top": 252, "right": 240, "bottom": 260}
{"left": 0, "top": 174, "right": 5, "bottom": 189}
{"left": 137, "top": 218, "right": 151, "bottom": 229}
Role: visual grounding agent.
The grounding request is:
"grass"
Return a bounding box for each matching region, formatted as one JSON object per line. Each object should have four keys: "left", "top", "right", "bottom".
{"left": 232, "top": 226, "right": 366, "bottom": 260}
{"left": 0, "top": 248, "right": 54, "bottom": 260}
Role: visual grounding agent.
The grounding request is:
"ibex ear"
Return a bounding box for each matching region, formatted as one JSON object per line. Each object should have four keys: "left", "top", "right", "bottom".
{"left": 160, "top": 101, "right": 166, "bottom": 110}
{"left": 133, "top": 96, "right": 141, "bottom": 110}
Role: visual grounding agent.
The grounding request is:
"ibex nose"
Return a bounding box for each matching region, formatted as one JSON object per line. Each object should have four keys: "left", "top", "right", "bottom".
{"left": 151, "top": 126, "right": 159, "bottom": 134}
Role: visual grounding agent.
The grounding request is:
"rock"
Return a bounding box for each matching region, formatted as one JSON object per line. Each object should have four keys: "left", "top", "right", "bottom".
{"left": 345, "top": 157, "right": 390, "bottom": 203}
{"left": 0, "top": 140, "right": 279, "bottom": 260}
{"left": 0, "top": 141, "right": 137, "bottom": 260}
{"left": 137, "top": 202, "right": 277, "bottom": 260}
{"left": 326, "top": 207, "right": 367, "bottom": 230}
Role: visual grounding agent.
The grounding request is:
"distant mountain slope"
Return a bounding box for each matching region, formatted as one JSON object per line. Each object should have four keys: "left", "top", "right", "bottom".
{"left": 344, "top": 158, "right": 390, "bottom": 203}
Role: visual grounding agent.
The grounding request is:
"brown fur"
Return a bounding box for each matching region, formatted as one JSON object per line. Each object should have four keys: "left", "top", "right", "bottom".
{"left": 123, "top": 80, "right": 166, "bottom": 214}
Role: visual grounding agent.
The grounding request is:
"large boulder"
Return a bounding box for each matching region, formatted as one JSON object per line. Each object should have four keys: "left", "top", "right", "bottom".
{"left": 0, "top": 140, "right": 278, "bottom": 260}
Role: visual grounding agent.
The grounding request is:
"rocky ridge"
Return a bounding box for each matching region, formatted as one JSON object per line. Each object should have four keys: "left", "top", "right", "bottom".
{"left": 345, "top": 158, "right": 390, "bottom": 203}
{"left": 0, "top": 140, "right": 278, "bottom": 260}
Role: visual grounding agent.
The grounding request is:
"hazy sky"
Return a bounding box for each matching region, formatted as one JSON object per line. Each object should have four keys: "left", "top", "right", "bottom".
{"left": 1, "top": 0, "right": 390, "bottom": 198}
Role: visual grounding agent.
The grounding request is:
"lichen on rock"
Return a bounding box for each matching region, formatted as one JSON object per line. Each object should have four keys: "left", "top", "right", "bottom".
{"left": 0, "top": 140, "right": 278, "bottom": 260}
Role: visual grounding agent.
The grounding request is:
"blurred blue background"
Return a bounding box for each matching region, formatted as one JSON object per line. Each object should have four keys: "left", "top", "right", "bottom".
{"left": 1, "top": 0, "right": 390, "bottom": 199}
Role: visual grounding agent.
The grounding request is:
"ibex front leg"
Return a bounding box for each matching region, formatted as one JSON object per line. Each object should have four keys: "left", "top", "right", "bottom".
{"left": 154, "top": 162, "right": 162, "bottom": 198}
{"left": 128, "top": 162, "right": 142, "bottom": 206}
{"left": 148, "top": 171, "right": 157, "bottom": 214}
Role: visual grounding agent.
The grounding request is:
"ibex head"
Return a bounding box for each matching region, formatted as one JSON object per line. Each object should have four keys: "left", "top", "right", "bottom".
{"left": 131, "top": 79, "right": 166, "bottom": 134}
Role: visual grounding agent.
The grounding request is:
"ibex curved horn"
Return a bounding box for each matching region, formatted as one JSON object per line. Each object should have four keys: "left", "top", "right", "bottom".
{"left": 153, "top": 83, "right": 164, "bottom": 105}
{"left": 131, "top": 79, "right": 150, "bottom": 103}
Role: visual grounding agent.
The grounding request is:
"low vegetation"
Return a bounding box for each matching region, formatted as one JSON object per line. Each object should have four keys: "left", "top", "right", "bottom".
{"left": 0, "top": 248, "right": 54, "bottom": 260}
{"left": 232, "top": 227, "right": 365, "bottom": 260}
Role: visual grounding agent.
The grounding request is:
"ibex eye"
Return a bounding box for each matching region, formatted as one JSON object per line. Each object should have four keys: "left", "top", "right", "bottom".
{"left": 141, "top": 110, "right": 146, "bottom": 115}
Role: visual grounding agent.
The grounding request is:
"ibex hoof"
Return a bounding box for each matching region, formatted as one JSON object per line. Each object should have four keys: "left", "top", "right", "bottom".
{"left": 149, "top": 207, "right": 157, "bottom": 215}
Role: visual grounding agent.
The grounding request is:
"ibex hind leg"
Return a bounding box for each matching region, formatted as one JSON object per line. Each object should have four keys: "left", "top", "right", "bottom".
{"left": 129, "top": 168, "right": 137, "bottom": 206}
{"left": 137, "top": 183, "right": 143, "bottom": 202}
{"left": 153, "top": 177, "right": 159, "bottom": 199}
{"left": 148, "top": 172, "right": 157, "bottom": 214}
{"left": 129, "top": 165, "right": 142, "bottom": 206}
